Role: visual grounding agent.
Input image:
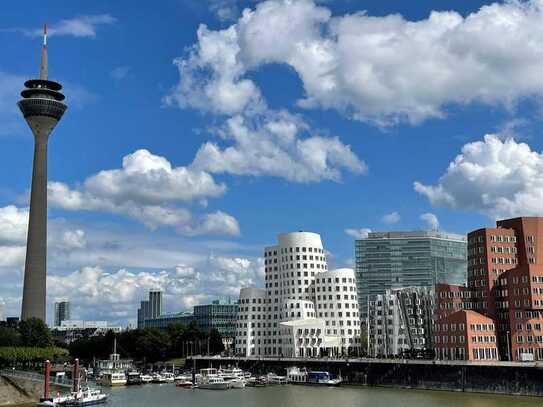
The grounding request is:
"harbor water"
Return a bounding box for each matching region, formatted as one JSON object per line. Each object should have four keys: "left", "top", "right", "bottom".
{"left": 21, "top": 384, "right": 542, "bottom": 407}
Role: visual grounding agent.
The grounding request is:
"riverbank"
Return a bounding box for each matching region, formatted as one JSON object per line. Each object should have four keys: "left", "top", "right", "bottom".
{"left": 0, "top": 377, "right": 33, "bottom": 406}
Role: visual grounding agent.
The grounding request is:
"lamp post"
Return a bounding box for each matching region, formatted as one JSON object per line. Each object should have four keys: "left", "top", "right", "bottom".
{"left": 506, "top": 330, "right": 511, "bottom": 361}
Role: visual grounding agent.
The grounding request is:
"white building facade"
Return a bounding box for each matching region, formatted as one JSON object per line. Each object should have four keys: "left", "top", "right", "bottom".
{"left": 235, "top": 232, "right": 361, "bottom": 357}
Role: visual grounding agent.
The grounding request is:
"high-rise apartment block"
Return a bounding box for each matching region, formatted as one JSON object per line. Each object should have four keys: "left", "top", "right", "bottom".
{"left": 435, "top": 217, "right": 543, "bottom": 362}
{"left": 54, "top": 301, "right": 71, "bottom": 327}
{"left": 355, "top": 231, "right": 467, "bottom": 322}
{"left": 235, "top": 232, "right": 361, "bottom": 357}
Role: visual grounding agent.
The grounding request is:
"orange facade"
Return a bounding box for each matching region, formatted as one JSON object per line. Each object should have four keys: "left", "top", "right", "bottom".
{"left": 434, "top": 310, "right": 498, "bottom": 361}
{"left": 436, "top": 217, "right": 543, "bottom": 361}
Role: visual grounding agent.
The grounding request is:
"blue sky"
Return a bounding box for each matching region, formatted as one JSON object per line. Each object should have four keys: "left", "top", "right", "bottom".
{"left": 2, "top": 0, "right": 543, "bottom": 325}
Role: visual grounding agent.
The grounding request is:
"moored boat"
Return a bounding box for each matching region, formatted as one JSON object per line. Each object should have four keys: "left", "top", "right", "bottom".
{"left": 197, "top": 368, "right": 230, "bottom": 390}
{"left": 64, "top": 388, "right": 108, "bottom": 406}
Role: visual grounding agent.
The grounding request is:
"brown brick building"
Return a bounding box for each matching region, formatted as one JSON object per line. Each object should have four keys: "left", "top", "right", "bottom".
{"left": 435, "top": 217, "right": 543, "bottom": 361}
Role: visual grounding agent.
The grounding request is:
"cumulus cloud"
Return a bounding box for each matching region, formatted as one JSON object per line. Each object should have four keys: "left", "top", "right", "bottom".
{"left": 420, "top": 213, "right": 439, "bottom": 231}
{"left": 415, "top": 135, "right": 543, "bottom": 219}
{"left": 47, "top": 255, "right": 264, "bottom": 321}
{"left": 48, "top": 149, "right": 238, "bottom": 235}
{"left": 168, "top": 0, "right": 543, "bottom": 126}
{"left": 382, "top": 211, "right": 400, "bottom": 224}
{"left": 191, "top": 112, "right": 365, "bottom": 182}
{"left": 344, "top": 228, "right": 371, "bottom": 239}
{"left": 165, "top": 4, "right": 365, "bottom": 183}
{"left": 0, "top": 206, "right": 28, "bottom": 243}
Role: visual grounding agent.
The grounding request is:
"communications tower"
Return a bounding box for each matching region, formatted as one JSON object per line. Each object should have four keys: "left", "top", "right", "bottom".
{"left": 18, "top": 25, "right": 67, "bottom": 321}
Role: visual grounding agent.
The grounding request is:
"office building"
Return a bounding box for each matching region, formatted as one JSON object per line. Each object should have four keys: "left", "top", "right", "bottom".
{"left": 141, "top": 311, "right": 195, "bottom": 329}
{"left": 367, "top": 286, "right": 434, "bottom": 357}
{"left": 435, "top": 217, "right": 543, "bottom": 361}
{"left": 18, "top": 25, "right": 67, "bottom": 321}
{"left": 54, "top": 301, "right": 71, "bottom": 327}
{"left": 355, "top": 231, "right": 467, "bottom": 322}
{"left": 235, "top": 232, "right": 361, "bottom": 357}
{"left": 137, "top": 290, "right": 163, "bottom": 329}
{"left": 194, "top": 299, "right": 239, "bottom": 350}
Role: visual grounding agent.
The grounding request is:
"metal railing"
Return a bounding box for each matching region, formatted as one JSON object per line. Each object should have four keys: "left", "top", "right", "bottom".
{"left": 0, "top": 369, "right": 73, "bottom": 388}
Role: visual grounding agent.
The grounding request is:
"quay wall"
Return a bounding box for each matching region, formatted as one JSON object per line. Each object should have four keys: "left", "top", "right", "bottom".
{"left": 189, "top": 357, "right": 543, "bottom": 397}
{"left": 0, "top": 375, "right": 65, "bottom": 406}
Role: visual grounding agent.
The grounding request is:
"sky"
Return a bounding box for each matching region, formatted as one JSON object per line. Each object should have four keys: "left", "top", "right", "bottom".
{"left": 2, "top": 0, "right": 543, "bottom": 326}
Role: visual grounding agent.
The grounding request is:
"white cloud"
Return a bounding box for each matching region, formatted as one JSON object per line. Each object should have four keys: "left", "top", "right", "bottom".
{"left": 420, "top": 213, "right": 439, "bottom": 231}
{"left": 344, "top": 228, "right": 371, "bottom": 239}
{"left": 191, "top": 112, "right": 365, "bottom": 182}
{"left": 415, "top": 135, "right": 543, "bottom": 219}
{"left": 0, "top": 206, "right": 28, "bottom": 243}
{"left": 110, "top": 66, "right": 131, "bottom": 81}
{"left": 382, "top": 211, "right": 400, "bottom": 224}
{"left": 47, "top": 255, "right": 264, "bottom": 322}
{"left": 169, "top": 0, "right": 543, "bottom": 126}
{"left": 0, "top": 246, "right": 25, "bottom": 267}
{"left": 48, "top": 149, "right": 238, "bottom": 235}
{"left": 31, "top": 15, "right": 116, "bottom": 38}
{"left": 61, "top": 229, "right": 87, "bottom": 249}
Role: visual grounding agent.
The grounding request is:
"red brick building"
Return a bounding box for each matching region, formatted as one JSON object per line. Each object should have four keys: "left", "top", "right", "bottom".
{"left": 435, "top": 217, "right": 543, "bottom": 361}
{"left": 434, "top": 310, "right": 498, "bottom": 361}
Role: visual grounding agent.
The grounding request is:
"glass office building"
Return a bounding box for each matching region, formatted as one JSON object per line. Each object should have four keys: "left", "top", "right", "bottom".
{"left": 355, "top": 231, "right": 467, "bottom": 321}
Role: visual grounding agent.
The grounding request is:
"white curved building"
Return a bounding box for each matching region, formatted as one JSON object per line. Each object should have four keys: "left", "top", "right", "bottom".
{"left": 235, "top": 232, "right": 361, "bottom": 357}
{"left": 235, "top": 287, "right": 266, "bottom": 357}
{"left": 315, "top": 268, "right": 361, "bottom": 354}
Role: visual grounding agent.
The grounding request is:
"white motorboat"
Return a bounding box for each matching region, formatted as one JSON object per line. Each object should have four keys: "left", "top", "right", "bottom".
{"left": 227, "top": 378, "right": 245, "bottom": 389}
{"left": 197, "top": 368, "right": 230, "bottom": 390}
{"left": 152, "top": 373, "right": 167, "bottom": 383}
{"left": 65, "top": 387, "right": 108, "bottom": 406}
{"left": 287, "top": 367, "right": 308, "bottom": 384}
{"left": 140, "top": 374, "right": 153, "bottom": 383}
{"left": 219, "top": 367, "right": 246, "bottom": 388}
{"left": 267, "top": 373, "right": 288, "bottom": 384}
{"left": 161, "top": 372, "right": 175, "bottom": 383}
{"left": 99, "top": 371, "right": 126, "bottom": 386}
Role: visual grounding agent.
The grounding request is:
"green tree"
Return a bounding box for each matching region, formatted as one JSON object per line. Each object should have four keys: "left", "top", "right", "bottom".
{"left": 208, "top": 329, "right": 224, "bottom": 355}
{"left": 18, "top": 318, "right": 52, "bottom": 347}
{"left": 0, "top": 327, "right": 20, "bottom": 347}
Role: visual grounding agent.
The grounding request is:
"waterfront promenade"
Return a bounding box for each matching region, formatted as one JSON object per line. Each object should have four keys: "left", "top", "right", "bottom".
{"left": 189, "top": 356, "right": 543, "bottom": 396}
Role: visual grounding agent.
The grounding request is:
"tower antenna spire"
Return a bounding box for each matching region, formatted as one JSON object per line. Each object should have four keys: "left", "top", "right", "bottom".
{"left": 40, "top": 23, "right": 48, "bottom": 80}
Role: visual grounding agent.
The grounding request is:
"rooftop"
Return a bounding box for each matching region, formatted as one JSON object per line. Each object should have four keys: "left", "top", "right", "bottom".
{"left": 361, "top": 231, "right": 466, "bottom": 242}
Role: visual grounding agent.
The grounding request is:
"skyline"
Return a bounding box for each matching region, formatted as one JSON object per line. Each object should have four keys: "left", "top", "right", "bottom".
{"left": 2, "top": 0, "right": 543, "bottom": 325}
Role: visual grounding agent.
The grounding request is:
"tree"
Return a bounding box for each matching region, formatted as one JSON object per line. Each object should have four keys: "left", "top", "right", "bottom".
{"left": 18, "top": 318, "right": 52, "bottom": 348}
{"left": 208, "top": 329, "right": 224, "bottom": 355}
{"left": 0, "top": 327, "right": 20, "bottom": 347}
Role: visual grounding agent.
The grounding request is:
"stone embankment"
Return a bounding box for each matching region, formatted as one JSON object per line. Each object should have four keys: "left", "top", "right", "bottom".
{"left": 0, "top": 376, "right": 33, "bottom": 406}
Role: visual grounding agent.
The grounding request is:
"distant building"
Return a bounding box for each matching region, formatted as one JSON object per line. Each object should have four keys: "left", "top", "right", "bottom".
{"left": 142, "top": 311, "right": 195, "bottom": 329}
{"left": 355, "top": 231, "right": 467, "bottom": 322}
{"left": 0, "top": 302, "right": 5, "bottom": 322}
{"left": 235, "top": 232, "right": 361, "bottom": 357}
{"left": 54, "top": 301, "right": 71, "bottom": 327}
{"left": 137, "top": 290, "right": 163, "bottom": 329}
{"left": 194, "top": 299, "right": 239, "bottom": 350}
{"left": 367, "top": 286, "right": 434, "bottom": 357}
{"left": 51, "top": 320, "right": 123, "bottom": 344}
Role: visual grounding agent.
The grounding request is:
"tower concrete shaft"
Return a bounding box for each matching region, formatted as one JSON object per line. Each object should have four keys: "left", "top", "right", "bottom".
{"left": 18, "top": 24, "right": 67, "bottom": 321}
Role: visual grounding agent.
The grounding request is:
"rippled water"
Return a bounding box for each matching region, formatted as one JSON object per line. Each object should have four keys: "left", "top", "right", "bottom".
{"left": 29, "top": 383, "right": 539, "bottom": 407}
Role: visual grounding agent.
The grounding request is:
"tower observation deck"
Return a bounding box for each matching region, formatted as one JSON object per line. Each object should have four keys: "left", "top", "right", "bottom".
{"left": 18, "top": 24, "right": 67, "bottom": 321}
